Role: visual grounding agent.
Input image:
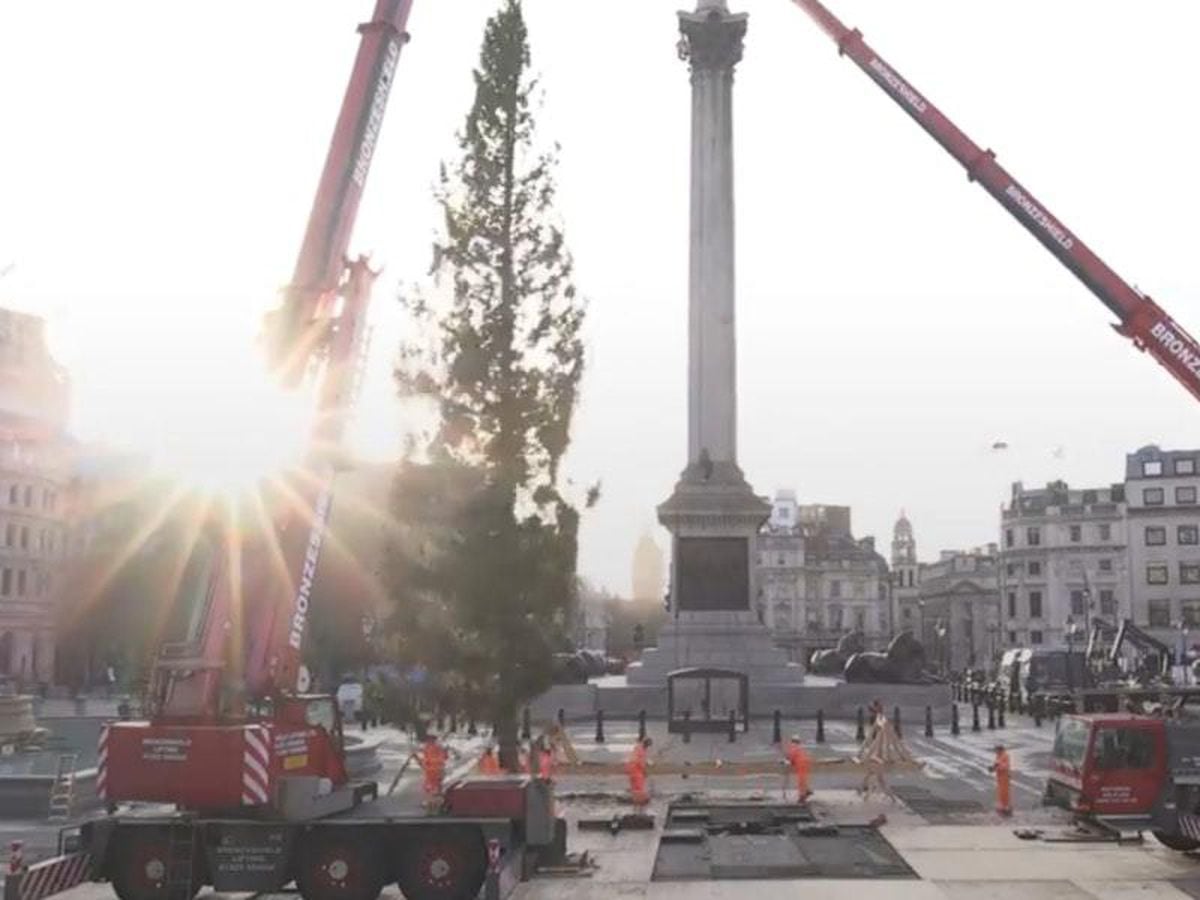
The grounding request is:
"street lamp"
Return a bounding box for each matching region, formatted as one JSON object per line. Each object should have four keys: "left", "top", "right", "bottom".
{"left": 1065, "top": 616, "right": 1080, "bottom": 692}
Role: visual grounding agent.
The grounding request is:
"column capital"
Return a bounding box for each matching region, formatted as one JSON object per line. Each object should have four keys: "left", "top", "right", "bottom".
{"left": 678, "top": 8, "right": 747, "bottom": 72}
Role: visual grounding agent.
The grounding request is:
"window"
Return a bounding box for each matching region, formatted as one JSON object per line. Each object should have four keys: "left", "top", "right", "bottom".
{"left": 830, "top": 606, "right": 844, "bottom": 630}
{"left": 6, "top": 485, "right": 14, "bottom": 505}
{"left": 1144, "top": 488, "right": 1165, "bottom": 506}
{"left": 19, "top": 526, "right": 27, "bottom": 550}
{"left": 1006, "top": 563, "right": 1018, "bottom": 577}
{"left": 1099, "top": 558, "right": 1113, "bottom": 572}
{"left": 1184, "top": 601, "right": 1200, "bottom": 627}
{"left": 1071, "top": 590, "right": 1086, "bottom": 616}
{"left": 1148, "top": 565, "right": 1169, "bottom": 585}
{"left": 1094, "top": 727, "right": 1156, "bottom": 770}
{"left": 1144, "top": 460, "right": 1164, "bottom": 477}
{"left": 1008, "top": 592, "right": 1017, "bottom": 618}
{"left": 1029, "top": 591, "right": 1043, "bottom": 618}
{"left": 1182, "top": 564, "right": 1200, "bottom": 585}
{"left": 1070, "top": 525, "right": 1081, "bottom": 543}
{"left": 1029, "top": 561, "right": 1042, "bottom": 576}
{"left": 1031, "top": 630, "right": 1044, "bottom": 644}
{"left": 854, "top": 609, "right": 867, "bottom": 632}
{"left": 777, "top": 554, "right": 785, "bottom": 565}
{"left": 1177, "top": 458, "right": 1197, "bottom": 476}
{"left": 2, "top": 523, "right": 11, "bottom": 547}
{"left": 1177, "top": 486, "right": 1198, "bottom": 505}
{"left": 1100, "top": 589, "right": 1116, "bottom": 616}
{"left": 830, "top": 580, "right": 842, "bottom": 599}
{"left": 1181, "top": 526, "right": 1200, "bottom": 546}
{"left": 1149, "top": 599, "right": 1171, "bottom": 627}
{"left": 1027, "top": 527, "right": 1041, "bottom": 546}
{"left": 22, "top": 486, "right": 30, "bottom": 508}
{"left": 1099, "top": 523, "right": 1112, "bottom": 541}
{"left": 901, "top": 607, "right": 912, "bottom": 622}
{"left": 17, "top": 570, "right": 26, "bottom": 596}
{"left": 1005, "top": 529, "right": 1014, "bottom": 548}
{"left": 1146, "top": 526, "right": 1167, "bottom": 546}
{"left": 0, "top": 568, "right": 9, "bottom": 595}
{"left": 1007, "top": 630, "right": 1017, "bottom": 645}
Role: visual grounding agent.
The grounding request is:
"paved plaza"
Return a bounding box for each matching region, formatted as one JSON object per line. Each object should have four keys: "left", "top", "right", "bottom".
{"left": 14, "top": 711, "right": 1200, "bottom": 899}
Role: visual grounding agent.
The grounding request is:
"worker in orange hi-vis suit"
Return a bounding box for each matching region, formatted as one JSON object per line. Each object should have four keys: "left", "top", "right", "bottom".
{"left": 785, "top": 734, "right": 812, "bottom": 801}
{"left": 416, "top": 733, "right": 449, "bottom": 810}
{"left": 537, "top": 738, "right": 555, "bottom": 780}
{"left": 990, "top": 744, "right": 1012, "bottom": 817}
{"left": 478, "top": 744, "right": 501, "bottom": 775}
{"left": 626, "top": 737, "right": 652, "bottom": 808}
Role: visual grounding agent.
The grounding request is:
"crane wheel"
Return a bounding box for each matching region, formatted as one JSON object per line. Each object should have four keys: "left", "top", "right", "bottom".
{"left": 110, "top": 828, "right": 200, "bottom": 900}
{"left": 396, "top": 826, "right": 486, "bottom": 900}
{"left": 295, "top": 833, "right": 384, "bottom": 900}
{"left": 1153, "top": 830, "right": 1200, "bottom": 852}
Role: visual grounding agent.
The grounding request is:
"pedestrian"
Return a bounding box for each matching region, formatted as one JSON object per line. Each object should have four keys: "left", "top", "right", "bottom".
{"left": 626, "top": 736, "right": 652, "bottom": 809}
{"left": 537, "top": 738, "right": 555, "bottom": 781}
{"left": 990, "top": 743, "right": 1012, "bottom": 817}
{"left": 784, "top": 734, "right": 812, "bottom": 801}
{"left": 415, "top": 732, "right": 449, "bottom": 811}
{"left": 478, "top": 743, "right": 501, "bottom": 775}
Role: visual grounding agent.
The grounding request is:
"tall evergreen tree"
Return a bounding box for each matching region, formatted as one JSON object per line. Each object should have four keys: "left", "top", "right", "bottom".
{"left": 386, "top": 0, "right": 587, "bottom": 764}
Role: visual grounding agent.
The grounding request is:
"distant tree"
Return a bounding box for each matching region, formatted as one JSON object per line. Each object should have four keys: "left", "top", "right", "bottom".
{"left": 385, "top": 0, "right": 588, "bottom": 766}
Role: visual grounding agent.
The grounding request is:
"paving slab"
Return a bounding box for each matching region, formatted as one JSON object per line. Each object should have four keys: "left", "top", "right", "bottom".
{"left": 933, "top": 881, "right": 1097, "bottom": 900}
{"left": 1077, "top": 881, "right": 1197, "bottom": 899}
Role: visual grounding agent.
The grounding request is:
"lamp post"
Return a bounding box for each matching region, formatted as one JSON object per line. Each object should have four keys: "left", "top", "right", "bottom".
{"left": 1065, "top": 616, "right": 1079, "bottom": 692}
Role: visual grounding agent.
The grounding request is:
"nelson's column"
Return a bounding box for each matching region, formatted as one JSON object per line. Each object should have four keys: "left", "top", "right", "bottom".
{"left": 627, "top": 0, "right": 802, "bottom": 690}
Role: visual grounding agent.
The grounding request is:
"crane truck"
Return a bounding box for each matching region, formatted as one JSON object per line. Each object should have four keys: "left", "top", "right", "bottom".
{"left": 787, "top": 0, "right": 1200, "bottom": 850}
{"left": 5, "top": 5, "right": 561, "bottom": 900}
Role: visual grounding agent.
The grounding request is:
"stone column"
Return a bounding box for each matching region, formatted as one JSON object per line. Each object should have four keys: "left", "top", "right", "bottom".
{"left": 680, "top": 0, "right": 746, "bottom": 481}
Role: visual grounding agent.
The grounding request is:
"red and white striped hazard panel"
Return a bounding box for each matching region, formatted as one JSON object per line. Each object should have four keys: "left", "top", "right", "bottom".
{"left": 7, "top": 852, "right": 91, "bottom": 900}
{"left": 95, "top": 725, "right": 109, "bottom": 801}
{"left": 242, "top": 726, "right": 271, "bottom": 806}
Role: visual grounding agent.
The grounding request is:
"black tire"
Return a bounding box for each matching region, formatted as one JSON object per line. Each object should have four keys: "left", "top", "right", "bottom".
{"left": 396, "top": 826, "right": 486, "bottom": 900}
{"left": 295, "top": 833, "right": 385, "bottom": 900}
{"left": 1154, "top": 830, "right": 1200, "bottom": 852}
{"left": 110, "top": 829, "right": 200, "bottom": 900}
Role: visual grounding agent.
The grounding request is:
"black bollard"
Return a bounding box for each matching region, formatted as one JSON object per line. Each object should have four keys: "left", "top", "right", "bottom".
{"left": 1034, "top": 697, "right": 1043, "bottom": 728}
{"left": 468, "top": 717, "right": 478, "bottom": 737}
{"left": 521, "top": 707, "right": 532, "bottom": 741}
{"left": 924, "top": 705, "right": 934, "bottom": 738}
{"left": 972, "top": 703, "right": 981, "bottom": 733}
{"left": 638, "top": 710, "right": 647, "bottom": 741}
{"left": 894, "top": 706, "right": 902, "bottom": 739}
{"left": 683, "top": 709, "right": 692, "bottom": 744}
{"left": 987, "top": 702, "right": 995, "bottom": 730}
{"left": 728, "top": 709, "right": 737, "bottom": 743}
{"left": 856, "top": 707, "right": 866, "bottom": 743}
{"left": 951, "top": 703, "right": 960, "bottom": 736}
{"left": 772, "top": 710, "right": 782, "bottom": 744}
{"left": 816, "top": 709, "right": 826, "bottom": 744}
{"left": 557, "top": 708, "right": 565, "bottom": 728}
{"left": 998, "top": 703, "right": 1006, "bottom": 729}
{"left": 595, "top": 709, "right": 605, "bottom": 743}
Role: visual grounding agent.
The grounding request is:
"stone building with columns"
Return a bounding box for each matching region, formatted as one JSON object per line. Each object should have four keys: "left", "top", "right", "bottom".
{"left": 757, "top": 491, "right": 890, "bottom": 662}
{"left": 0, "top": 309, "right": 71, "bottom": 686}
{"left": 998, "top": 479, "right": 1128, "bottom": 650}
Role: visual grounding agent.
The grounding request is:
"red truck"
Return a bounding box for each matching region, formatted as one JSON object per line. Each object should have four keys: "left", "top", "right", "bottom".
{"left": 1046, "top": 713, "right": 1200, "bottom": 850}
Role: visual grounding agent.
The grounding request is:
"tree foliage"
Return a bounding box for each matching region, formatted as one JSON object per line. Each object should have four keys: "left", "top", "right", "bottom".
{"left": 385, "top": 0, "right": 587, "bottom": 753}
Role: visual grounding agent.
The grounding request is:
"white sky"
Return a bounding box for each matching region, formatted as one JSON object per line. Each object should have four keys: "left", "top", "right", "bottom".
{"left": 1, "top": 1, "right": 1199, "bottom": 595}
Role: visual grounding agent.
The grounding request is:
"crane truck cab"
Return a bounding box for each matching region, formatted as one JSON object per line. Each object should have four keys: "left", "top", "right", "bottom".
{"left": 1045, "top": 712, "right": 1200, "bottom": 850}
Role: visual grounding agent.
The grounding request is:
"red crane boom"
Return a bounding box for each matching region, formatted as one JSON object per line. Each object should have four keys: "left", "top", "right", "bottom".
{"left": 790, "top": 0, "right": 1200, "bottom": 403}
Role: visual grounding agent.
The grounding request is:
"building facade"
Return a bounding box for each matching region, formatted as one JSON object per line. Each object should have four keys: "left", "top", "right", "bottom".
{"left": 1124, "top": 445, "right": 1200, "bottom": 645}
{"left": 915, "top": 546, "right": 1000, "bottom": 674}
{"left": 758, "top": 491, "right": 890, "bottom": 660}
{"left": 891, "top": 513, "right": 920, "bottom": 636}
{"left": 998, "top": 480, "right": 1128, "bottom": 650}
{"left": 0, "top": 309, "right": 71, "bottom": 685}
